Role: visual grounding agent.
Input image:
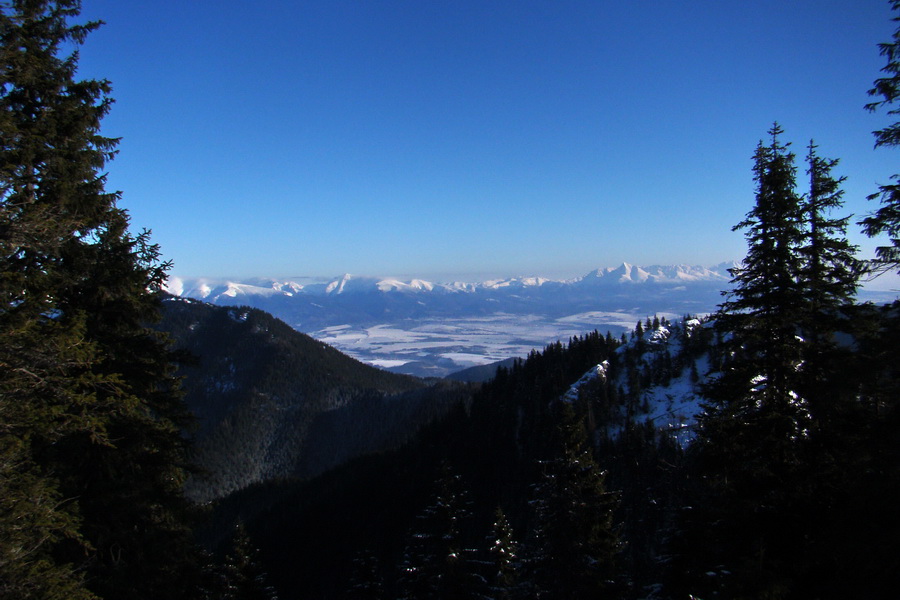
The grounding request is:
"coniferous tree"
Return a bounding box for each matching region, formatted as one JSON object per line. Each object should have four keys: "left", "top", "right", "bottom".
{"left": 798, "top": 142, "right": 860, "bottom": 426}
{"left": 397, "top": 464, "right": 482, "bottom": 600}
{"left": 672, "top": 127, "right": 877, "bottom": 599}
{"left": 486, "top": 507, "right": 522, "bottom": 600}
{"left": 861, "top": 0, "right": 900, "bottom": 275}
{"left": 710, "top": 124, "right": 809, "bottom": 438}
{"left": 222, "top": 523, "right": 279, "bottom": 600}
{"left": 0, "top": 2, "right": 198, "bottom": 597}
{"left": 48, "top": 213, "right": 199, "bottom": 600}
{"left": 0, "top": 438, "right": 96, "bottom": 600}
{"left": 718, "top": 135, "right": 861, "bottom": 420}
{"left": 801, "top": 142, "right": 860, "bottom": 317}
{"left": 527, "top": 401, "right": 620, "bottom": 600}
{"left": 1, "top": 2, "right": 117, "bottom": 596}
{"left": 679, "top": 126, "right": 816, "bottom": 599}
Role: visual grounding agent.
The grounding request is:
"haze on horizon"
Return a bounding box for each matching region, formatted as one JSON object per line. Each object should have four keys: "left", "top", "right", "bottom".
{"left": 76, "top": 0, "right": 898, "bottom": 281}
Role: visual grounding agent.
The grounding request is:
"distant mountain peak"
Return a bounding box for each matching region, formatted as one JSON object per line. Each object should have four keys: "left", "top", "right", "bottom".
{"left": 573, "top": 263, "right": 729, "bottom": 287}
{"left": 325, "top": 273, "right": 353, "bottom": 294}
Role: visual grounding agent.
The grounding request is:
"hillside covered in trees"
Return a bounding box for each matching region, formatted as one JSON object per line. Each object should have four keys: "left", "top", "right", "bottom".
{"left": 158, "top": 296, "right": 469, "bottom": 502}
{"left": 1, "top": 1, "right": 899, "bottom": 600}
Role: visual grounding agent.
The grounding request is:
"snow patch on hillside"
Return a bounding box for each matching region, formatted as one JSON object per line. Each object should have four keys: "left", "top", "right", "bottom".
{"left": 561, "top": 318, "right": 712, "bottom": 445}
{"left": 563, "top": 362, "right": 608, "bottom": 403}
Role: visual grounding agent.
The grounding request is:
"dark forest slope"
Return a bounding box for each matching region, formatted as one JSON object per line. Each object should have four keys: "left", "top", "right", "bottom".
{"left": 158, "top": 297, "right": 469, "bottom": 501}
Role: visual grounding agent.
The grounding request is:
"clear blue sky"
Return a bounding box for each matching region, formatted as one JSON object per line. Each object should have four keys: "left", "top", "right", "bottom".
{"left": 75, "top": 0, "right": 898, "bottom": 280}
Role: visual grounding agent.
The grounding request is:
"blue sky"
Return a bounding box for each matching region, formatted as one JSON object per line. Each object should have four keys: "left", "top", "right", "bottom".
{"left": 75, "top": 0, "right": 898, "bottom": 281}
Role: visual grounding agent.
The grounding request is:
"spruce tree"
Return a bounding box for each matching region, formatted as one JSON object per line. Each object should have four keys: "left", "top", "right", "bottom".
{"left": 1, "top": 2, "right": 113, "bottom": 596}
{"left": 801, "top": 143, "right": 859, "bottom": 324}
{"left": 0, "top": 2, "right": 197, "bottom": 597}
{"left": 397, "top": 464, "right": 482, "bottom": 600}
{"left": 798, "top": 142, "right": 860, "bottom": 427}
{"left": 861, "top": 0, "right": 900, "bottom": 275}
{"left": 710, "top": 124, "right": 808, "bottom": 435}
{"left": 682, "top": 125, "right": 815, "bottom": 598}
{"left": 221, "top": 523, "right": 279, "bottom": 600}
{"left": 527, "top": 401, "right": 620, "bottom": 600}
{"left": 486, "top": 507, "right": 522, "bottom": 600}
{"left": 47, "top": 212, "right": 199, "bottom": 600}
{"left": 676, "top": 128, "right": 869, "bottom": 599}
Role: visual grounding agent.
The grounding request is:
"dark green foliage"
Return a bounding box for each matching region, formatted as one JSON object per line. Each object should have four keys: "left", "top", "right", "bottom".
{"left": 0, "top": 311, "right": 100, "bottom": 599}
{"left": 527, "top": 401, "right": 621, "bottom": 600}
{"left": 397, "top": 464, "right": 483, "bottom": 600}
{"left": 799, "top": 144, "right": 861, "bottom": 427}
{"left": 3, "top": 1, "right": 897, "bottom": 599}
{"left": 199, "top": 331, "right": 622, "bottom": 599}
{"left": 667, "top": 126, "right": 895, "bottom": 600}
{"left": 712, "top": 124, "right": 808, "bottom": 425}
{"left": 221, "top": 523, "right": 279, "bottom": 600}
{"left": 0, "top": 2, "right": 115, "bottom": 594}
{"left": 158, "top": 297, "right": 460, "bottom": 501}
{"left": 486, "top": 507, "right": 522, "bottom": 600}
{"left": 0, "top": 446, "right": 96, "bottom": 600}
{"left": 201, "top": 292, "right": 895, "bottom": 600}
{"left": 47, "top": 215, "right": 200, "bottom": 600}
{"left": 675, "top": 128, "right": 816, "bottom": 597}
{"left": 861, "top": 0, "right": 900, "bottom": 274}
{"left": 705, "top": 126, "right": 861, "bottom": 474}
{"left": 599, "top": 422, "right": 685, "bottom": 597}
{"left": 801, "top": 142, "right": 860, "bottom": 318}
{"left": 0, "top": 2, "right": 199, "bottom": 597}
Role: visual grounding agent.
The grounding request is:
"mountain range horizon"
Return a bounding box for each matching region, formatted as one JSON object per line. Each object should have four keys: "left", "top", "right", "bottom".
{"left": 163, "top": 260, "right": 899, "bottom": 378}
{"left": 165, "top": 261, "right": 741, "bottom": 299}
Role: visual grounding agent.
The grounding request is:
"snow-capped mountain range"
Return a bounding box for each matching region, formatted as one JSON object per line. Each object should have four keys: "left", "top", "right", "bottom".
{"left": 163, "top": 263, "right": 739, "bottom": 378}
{"left": 166, "top": 262, "right": 737, "bottom": 302}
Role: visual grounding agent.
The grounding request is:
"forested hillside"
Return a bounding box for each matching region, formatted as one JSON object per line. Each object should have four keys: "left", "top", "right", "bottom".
{"left": 210, "top": 295, "right": 897, "bottom": 599}
{"left": 158, "top": 297, "right": 468, "bottom": 501}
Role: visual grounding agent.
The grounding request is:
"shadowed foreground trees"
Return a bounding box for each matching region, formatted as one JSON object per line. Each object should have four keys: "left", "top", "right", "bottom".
{"left": 668, "top": 125, "right": 898, "bottom": 600}
{"left": 1, "top": 1, "right": 198, "bottom": 597}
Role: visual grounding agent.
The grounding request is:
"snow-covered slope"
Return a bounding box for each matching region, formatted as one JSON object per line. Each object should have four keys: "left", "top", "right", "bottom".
{"left": 574, "top": 262, "right": 734, "bottom": 286}
{"left": 561, "top": 317, "right": 714, "bottom": 445}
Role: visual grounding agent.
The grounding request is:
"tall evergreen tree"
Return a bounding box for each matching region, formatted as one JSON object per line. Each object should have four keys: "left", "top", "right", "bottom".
{"left": 674, "top": 128, "right": 878, "bottom": 599}
{"left": 0, "top": 2, "right": 197, "bottom": 597}
{"left": 397, "top": 464, "right": 482, "bottom": 600}
{"left": 798, "top": 142, "right": 860, "bottom": 425}
{"left": 221, "top": 523, "right": 279, "bottom": 600}
{"left": 1, "top": 2, "right": 116, "bottom": 597}
{"left": 46, "top": 213, "right": 199, "bottom": 600}
{"left": 861, "top": 0, "right": 900, "bottom": 275}
{"left": 527, "top": 401, "right": 620, "bottom": 600}
{"left": 801, "top": 142, "right": 859, "bottom": 317}
{"left": 680, "top": 126, "right": 819, "bottom": 598}
{"left": 486, "top": 507, "right": 522, "bottom": 600}
{"left": 711, "top": 124, "right": 808, "bottom": 433}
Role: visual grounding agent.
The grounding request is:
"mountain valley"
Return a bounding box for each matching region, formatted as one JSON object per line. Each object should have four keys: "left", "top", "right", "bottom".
{"left": 167, "top": 263, "right": 735, "bottom": 377}
{"left": 167, "top": 262, "right": 898, "bottom": 377}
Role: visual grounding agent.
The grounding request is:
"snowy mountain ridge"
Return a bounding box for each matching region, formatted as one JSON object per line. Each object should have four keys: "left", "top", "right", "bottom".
{"left": 161, "top": 262, "right": 739, "bottom": 378}
{"left": 165, "top": 262, "right": 737, "bottom": 302}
